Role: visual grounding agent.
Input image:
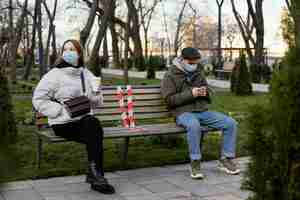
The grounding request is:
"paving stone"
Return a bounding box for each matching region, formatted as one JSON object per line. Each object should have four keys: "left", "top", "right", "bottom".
{"left": 131, "top": 175, "right": 170, "bottom": 185}
{"left": 33, "top": 175, "right": 85, "bottom": 187}
{"left": 43, "top": 194, "right": 72, "bottom": 200}
{"left": 164, "top": 164, "right": 190, "bottom": 172}
{"left": 110, "top": 179, "right": 153, "bottom": 196}
{"left": 1, "top": 180, "right": 34, "bottom": 191}
{"left": 176, "top": 183, "right": 228, "bottom": 198}
{"left": 156, "top": 190, "right": 195, "bottom": 200}
{"left": 105, "top": 172, "right": 122, "bottom": 179}
{"left": 67, "top": 191, "right": 125, "bottom": 200}
{"left": 0, "top": 193, "right": 5, "bottom": 200}
{"left": 115, "top": 167, "right": 172, "bottom": 177}
{"left": 2, "top": 189, "right": 43, "bottom": 200}
{"left": 143, "top": 181, "right": 182, "bottom": 194}
{"left": 122, "top": 193, "right": 162, "bottom": 200}
{"left": 0, "top": 157, "right": 251, "bottom": 200}
{"left": 202, "top": 193, "right": 242, "bottom": 200}
{"left": 35, "top": 182, "right": 91, "bottom": 196}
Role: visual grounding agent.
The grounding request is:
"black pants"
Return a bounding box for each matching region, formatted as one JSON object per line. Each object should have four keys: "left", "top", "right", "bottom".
{"left": 51, "top": 115, "right": 104, "bottom": 174}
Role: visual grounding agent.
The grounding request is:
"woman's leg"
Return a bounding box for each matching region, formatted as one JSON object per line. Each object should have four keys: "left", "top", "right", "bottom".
{"left": 79, "top": 115, "right": 104, "bottom": 175}
{"left": 52, "top": 116, "right": 115, "bottom": 194}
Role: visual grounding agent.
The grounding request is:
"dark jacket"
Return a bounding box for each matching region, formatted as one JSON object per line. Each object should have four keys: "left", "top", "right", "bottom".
{"left": 161, "top": 58, "right": 211, "bottom": 117}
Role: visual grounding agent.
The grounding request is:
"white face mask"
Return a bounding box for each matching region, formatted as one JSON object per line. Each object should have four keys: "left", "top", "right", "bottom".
{"left": 62, "top": 51, "right": 79, "bottom": 66}
{"left": 183, "top": 62, "right": 198, "bottom": 72}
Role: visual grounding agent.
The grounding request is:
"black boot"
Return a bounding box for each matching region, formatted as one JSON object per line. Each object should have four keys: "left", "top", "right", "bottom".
{"left": 86, "top": 162, "right": 115, "bottom": 194}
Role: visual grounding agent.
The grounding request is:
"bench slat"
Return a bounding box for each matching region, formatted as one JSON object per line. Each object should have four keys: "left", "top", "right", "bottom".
{"left": 36, "top": 123, "right": 218, "bottom": 142}
{"left": 35, "top": 111, "right": 172, "bottom": 126}
{"left": 93, "top": 106, "right": 168, "bottom": 115}
{"left": 97, "top": 112, "right": 171, "bottom": 121}
{"left": 103, "top": 94, "right": 162, "bottom": 102}
{"left": 100, "top": 100, "right": 165, "bottom": 108}
{"left": 102, "top": 88, "right": 161, "bottom": 95}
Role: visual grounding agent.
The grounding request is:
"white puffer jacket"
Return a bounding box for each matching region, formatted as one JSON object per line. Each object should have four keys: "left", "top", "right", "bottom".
{"left": 32, "top": 66, "right": 103, "bottom": 125}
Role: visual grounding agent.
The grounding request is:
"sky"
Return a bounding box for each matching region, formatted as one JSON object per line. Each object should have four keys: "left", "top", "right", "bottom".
{"left": 23, "top": 0, "right": 287, "bottom": 56}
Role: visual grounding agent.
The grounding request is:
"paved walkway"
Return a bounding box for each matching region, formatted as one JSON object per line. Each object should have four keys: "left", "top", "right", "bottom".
{"left": 102, "top": 68, "right": 269, "bottom": 93}
{"left": 1, "top": 157, "right": 251, "bottom": 200}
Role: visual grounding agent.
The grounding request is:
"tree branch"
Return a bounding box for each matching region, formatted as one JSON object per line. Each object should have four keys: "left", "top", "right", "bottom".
{"left": 285, "top": 0, "right": 292, "bottom": 13}
{"left": 216, "top": 0, "right": 224, "bottom": 7}
{"left": 246, "top": 0, "right": 258, "bottom": 27}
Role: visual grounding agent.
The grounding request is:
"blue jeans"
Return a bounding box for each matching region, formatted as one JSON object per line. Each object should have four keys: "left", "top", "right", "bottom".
{"left": 176, "top": 111, "right": 237, "bottom": 161}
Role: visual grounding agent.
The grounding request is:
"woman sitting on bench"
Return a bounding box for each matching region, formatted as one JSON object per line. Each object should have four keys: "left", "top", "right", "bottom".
{"left": 32, "top": 39, "right": 115, "bottom": 194}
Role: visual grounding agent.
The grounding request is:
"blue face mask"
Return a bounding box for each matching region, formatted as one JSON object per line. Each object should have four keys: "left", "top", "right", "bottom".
{"left": 183, "top": 63, "right": 198, "bottom": 72}
{"left": 62, "top": 51, "right": 79, "bottom": 66}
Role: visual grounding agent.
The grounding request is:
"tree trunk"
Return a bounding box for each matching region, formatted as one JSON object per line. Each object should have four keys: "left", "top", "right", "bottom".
{"left": 23, "top": 0, "right": 38, "bottom": 80}
{"left": 8, "top": 0, "right": 29, "bottom": 81}
{"left": 80, "top": 0, "right": 98, "bottom": 48}
{"left": 43, "top": 0, "right": 58, "bottom": 68}
{"left": 125, "top": 0, "right": 143, "bottom": 71}
{"left": 124, "top": 13, "right": 130, "bottom": 85}
{"left": 108, "top": 0, "right": 120, "bottom": 68}
{"left": 110, "top": 23, "right": 120, "bottom": 68}
{"left": 50, "top": 25, "right": 58, "bottom": 65}
{"left": 230, "top": 0, "right": 254, "bottom": 63}
{"left": 216, "top": 0, "right": 224, "bottom": 69}
{"left": 103, "top": 33, "right": 109, "bottom": 68}
{"left": 174, "top": 0, "right": 188, "bottom": 57}
{"left": 7, "top": 0, "right": 15, "bottom": 80}
{"left": 144, "top": 29, "right": 149, "bottom": 60}
{"left": 36, "top": 0, "right": 44, "bottom": 77}
{"left": 88, "top": 0, "right": 114, "bottom": 74}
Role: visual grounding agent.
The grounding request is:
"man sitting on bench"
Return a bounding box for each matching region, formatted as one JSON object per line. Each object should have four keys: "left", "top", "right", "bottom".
{"left": 161, "top": 47, "right": 240, "bottom": 179}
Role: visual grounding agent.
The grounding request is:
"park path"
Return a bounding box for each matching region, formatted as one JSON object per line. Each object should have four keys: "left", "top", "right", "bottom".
{"left": 102, "top": 68, "right": 269, "bottom": 93}
{"left": 1, "top": 157, "right": 251, "bottom": 200}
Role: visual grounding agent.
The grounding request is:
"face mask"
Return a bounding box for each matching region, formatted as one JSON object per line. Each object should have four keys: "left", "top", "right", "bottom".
{"left": 183, "top": 63, "right": 198, "bottom": 72}
{"left": 62, "top": 51, "right": 79, "bottom": 66}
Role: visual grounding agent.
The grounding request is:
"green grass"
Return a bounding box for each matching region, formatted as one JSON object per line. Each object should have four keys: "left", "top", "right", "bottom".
{"left": 7, "top": 77, "right": 269, "bottom": 181}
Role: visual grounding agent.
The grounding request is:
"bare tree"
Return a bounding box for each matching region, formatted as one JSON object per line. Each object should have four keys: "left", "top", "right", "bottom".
{"left": 108, "top": 0, "right": 121, "bottom": 68}
{"left": 36, "top": 0, "right": 45, "bottom": 77}
{"left": 224, "top": 21, "right": 239, "bottom": 61}
{"left": 174, "top": 0, "right": 188, "bottom": 57}
{"left": 24, "top": 0, "right": 38, "bottom": 80}
{"left": 42, "top": 0, "right": 58, "bottom": 67}
{"left": 230, "top": 0, "right": 265, "bottom": 66}
{"left": 6, "top": 0, "right": 29, "bottom": 80}
{"left": 161, "top": 1, "right": 171, "bottom": 65}
{"left": 80, "top": 0, "right": 99, "bottom": 48}
{"left": 196, "top": 18, "right": 218, "bottom": 49}
{"left": 123, "top": 11, "right": 131, "bottom": 84}
{"left": 216, "top": 0, "right": 224, "bottom": 68}
{"left": 138, "top": 0, "right": 161, "bottom": 59}
{"left": 188, "top": 2, "right": 197, "bottom": 47}
{"left": 88, "top": 0, "right": 115, "bottom": 74}
{"left": 125, "top": 0, "right": 144, "bottom": 70}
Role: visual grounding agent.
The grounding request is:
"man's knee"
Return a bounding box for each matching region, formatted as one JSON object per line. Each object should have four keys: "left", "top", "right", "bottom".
{"left": 225, "top": 116, "right": 238, "bottom": 129}
{"left": 177, "top": 113, "right": 201, "bottom": 132}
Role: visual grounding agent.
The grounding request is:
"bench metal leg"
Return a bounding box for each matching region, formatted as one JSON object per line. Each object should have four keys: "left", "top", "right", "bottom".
{"left": 119, "top": 137, "right": 129, "bottom": 168}
{"left": 35, "top": 136, "right": 43, "bottom": 178}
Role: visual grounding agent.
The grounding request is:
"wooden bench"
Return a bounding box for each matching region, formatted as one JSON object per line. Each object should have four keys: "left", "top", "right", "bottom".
{"left": 33, "top": 85, "right": 218, "bottom": 175}
{"left": 215, "top": 69, "right": 232, "bottom": 80}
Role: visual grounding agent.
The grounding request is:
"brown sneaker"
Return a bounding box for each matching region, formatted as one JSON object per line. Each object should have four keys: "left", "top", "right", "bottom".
{"left": 218, "top": 158, "right": 240, "bottom": 175}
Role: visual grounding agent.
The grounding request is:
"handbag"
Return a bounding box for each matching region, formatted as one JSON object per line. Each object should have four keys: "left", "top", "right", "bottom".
{"left": 63, "top": 71, "right": 91, "bottom": 118}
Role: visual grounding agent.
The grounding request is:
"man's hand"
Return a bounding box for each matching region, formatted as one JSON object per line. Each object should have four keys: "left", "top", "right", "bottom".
{"left": 192, "top": 87, "right": 207, "bottom": 97}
